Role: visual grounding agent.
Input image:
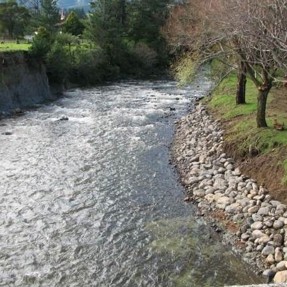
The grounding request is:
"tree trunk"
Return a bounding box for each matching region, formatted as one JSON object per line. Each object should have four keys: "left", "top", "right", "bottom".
{"left": 119, "top": 0, "right": 126, "bottom": 25}
{"left": 256, "top": 87, "right": 270, "bottom": 128}
{"left": 236, "top": 61, "right": 247, "bottom": 104}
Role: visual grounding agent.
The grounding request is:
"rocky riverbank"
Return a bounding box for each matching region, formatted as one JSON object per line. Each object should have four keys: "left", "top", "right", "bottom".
{"left": 171, "top": 102, "right": 287, "bottom": 284}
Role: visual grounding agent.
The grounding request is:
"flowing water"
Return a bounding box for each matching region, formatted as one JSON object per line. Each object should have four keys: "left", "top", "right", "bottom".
{"left": 0, "top": 75, "right": 263, "bottom": 287}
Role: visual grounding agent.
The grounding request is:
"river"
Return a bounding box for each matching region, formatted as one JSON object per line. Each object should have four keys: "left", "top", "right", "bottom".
{"left": 0, "top": 75, "right": 262, "bottom": 286}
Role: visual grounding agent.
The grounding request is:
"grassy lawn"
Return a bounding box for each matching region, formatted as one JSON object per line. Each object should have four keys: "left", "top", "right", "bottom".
{"left": 0, "top": 41, "right": 31, "bottom": 52}
{"left": 208, "top": 73, "right": 287, "bottom": 154}
{"left": 206, "top": 72, "right": 287, "bottom": 201}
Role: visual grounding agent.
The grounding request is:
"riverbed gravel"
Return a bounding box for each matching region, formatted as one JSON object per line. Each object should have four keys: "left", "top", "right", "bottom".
{"left": 171, "top": 102, "right": 287, "bottom": 284}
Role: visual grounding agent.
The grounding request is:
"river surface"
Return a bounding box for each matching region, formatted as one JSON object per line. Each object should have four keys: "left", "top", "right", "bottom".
{"left": 0, "top": 76, "right": 262, "bottom": 286}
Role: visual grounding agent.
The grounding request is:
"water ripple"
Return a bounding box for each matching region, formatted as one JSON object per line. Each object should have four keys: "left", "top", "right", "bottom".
{"left": 0, "top": 76, "right": 262, "bottom": 286}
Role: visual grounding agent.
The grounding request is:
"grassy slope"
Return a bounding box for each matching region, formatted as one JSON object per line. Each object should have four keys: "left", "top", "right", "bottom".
{"left": 0, "top": 42, "right": 31, "bottom": 52}
{"left": 206, "top": 73, "right": 287, "bottom": 202}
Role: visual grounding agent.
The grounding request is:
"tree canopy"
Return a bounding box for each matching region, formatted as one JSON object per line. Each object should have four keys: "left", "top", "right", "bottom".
{"left": 0, "top": 0, "right": 176, "bottom": 83}
{"left": 0, "top": 0, "right": 30, "bottom": 38}
{"left": 38, "top": 0, "right": 59, "bottom": 31}
{"left": 62, "top": 11, "right": 84, "bottom": 35}
{"left": 164, "top": 0, "right": 287, "bottom": 128}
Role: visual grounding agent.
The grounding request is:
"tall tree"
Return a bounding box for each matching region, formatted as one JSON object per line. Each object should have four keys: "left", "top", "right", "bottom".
{"left": 38, "top": 0, "right": 59, "bottom": 31}
{"left": 236, "top": 61, "right": 247, "bottom": 105}
{"left": 67, "top": 8, "right": 86, "bottom": 19}
{"left": 85, "top": 0, "right": 128, "bottom": 67}
{"left": 226, "top": 0, "right": 287, "bottom": 127}
{"left": 163, "top": 0, "right": 244, "bottom": 89}
{"left": 0, "top": 0, "right": 30, "bottom": 38}
{"left": 164, "top": 0, "right": 287, "bottom": 127}
{"left": 128, "top": 0, "right": 171, "bottom": 51}
{"left": 86, "top": 0, "right": 126, "bottom": 46}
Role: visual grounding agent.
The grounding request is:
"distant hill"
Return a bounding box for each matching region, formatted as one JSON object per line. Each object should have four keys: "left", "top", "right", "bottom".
{"left": 58, "top": 0, "right": 90, "bottom": 11}
{"left": 17, "top": 0, "right": 90, "bottom": 12}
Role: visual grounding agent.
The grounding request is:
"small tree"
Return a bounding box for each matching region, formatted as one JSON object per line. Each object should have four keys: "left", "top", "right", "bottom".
{"left": 29, "top": 26, "right": 52, "bottom": 58}
{"left": 62, "top": 11, "right": 84, "bottom": 36}
{"left": 46, "top": 41, "right": 71, "bottom": 84}
{"left": 163, "top": 0, "right": 248, "bottom": 104}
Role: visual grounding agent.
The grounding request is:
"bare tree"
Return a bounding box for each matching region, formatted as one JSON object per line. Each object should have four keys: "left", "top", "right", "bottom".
{"left": 164, "top": 0, "right": 287, "bottom": 127}
{"left": 228, "top": 0, "right": 287, "bottom": 127}
{"left": 163, "top": 0, "right": 248, "bottom": 104}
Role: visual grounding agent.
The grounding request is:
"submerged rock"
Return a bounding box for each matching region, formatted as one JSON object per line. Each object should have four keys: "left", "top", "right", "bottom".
{"left": 59, "top": 116, "right": 69, "bottom": 121}
{"left": 2, "top": 131, "right": 12, "bottom": 135}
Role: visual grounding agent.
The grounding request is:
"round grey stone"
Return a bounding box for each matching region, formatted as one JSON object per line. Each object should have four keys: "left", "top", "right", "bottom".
{"left": 251, "top": 221, "right": 263, "bottom": 230}
{"left": 276, "top": 261, "right": 287, "bottom": 271}
{"left": 262, "top": 245, "right": 275, "bottom": 256}
{"left": 241, "top": 233, "right": 250, "bottom": 241}
{"left": 274, "top": 220, "right": 284, "bottom": 230}
{"left": 252, "top": 214, "right": 263, "bottom": 222}
{"left": 274, "top": 234, "right": 284, "bottom": 247}
{"left": 258, "top": 207, "right": 270, "bottom": 216}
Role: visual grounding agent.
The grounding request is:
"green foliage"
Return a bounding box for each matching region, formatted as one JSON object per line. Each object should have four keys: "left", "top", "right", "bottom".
{"left": 62, "top": 12, "right": 84, "bottom": 36}
{"left": 131, "top": 42, "right": 158, "bottom": 69}
{"left": 85, "top": 0, "right": 128, "bottom": 75}
{"left": 86, "top": 0, "right": 124, "bottom": 47}
{"left": 46, "top": 41, "right": 71, "bottom": 83}
{"left": 172, "top": 54, "right": 198, "bottom": 85}
{"left": 70, "top": 45, "right": 114, "bottom": 84}
{"left": 128, "top": 0, "right": 171, "bottom": 65}
{"left": 2, "top": 0, "right": 173, "bottom": 83}
{"left": 38, "top": 0, "right": 59, "bottom": 32}
{"left": 54, "top": 32, "right": 79, "bottom": 46}
{"left": 67, "top": 8, "right": 86, "bottom": 19}
{"left": 0, "top": 0, "right": 30, "bottom": 38}
{"left": 208, "top": 73, "right": 287, "bottom": 157}
{"left": 209, "top": 73, "right": 258, "bottom": 119}
{"left": 29, "top": 26, "right": 52, "bottom": 59}
{"left": 127, "top": 0, "right": 170, "bottom": 47}
{"left": 85, "top": 0, "right": 171, "bottom": 76}
{"left": 282, "top": 160, "right": 287, "bottom": 185}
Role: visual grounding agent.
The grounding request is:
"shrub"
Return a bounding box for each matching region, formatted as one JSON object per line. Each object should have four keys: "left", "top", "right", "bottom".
{"left": 29, "top": 27, "right": 52, "bottom": 59}
{"left": 46, "top": 42, "right": 71, "bottom": 84}
{"left": 132, "top": 42, "right": 158, "bottom": 69}
{"left": 70, "top": 46, "right": 116, "bottom": 85}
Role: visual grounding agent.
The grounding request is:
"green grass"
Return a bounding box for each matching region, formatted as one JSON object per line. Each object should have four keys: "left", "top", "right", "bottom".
{"left": 207, "top": 72, "right": 287, "bottom": 157}
{"left": 206, "top": 72, "right": 287, "bottom": 193}
{"left": 208, "top": 73, "right": 258, "bottom": 119}
{"left": 0, "top": 41, "right": 31, "bottom": 52}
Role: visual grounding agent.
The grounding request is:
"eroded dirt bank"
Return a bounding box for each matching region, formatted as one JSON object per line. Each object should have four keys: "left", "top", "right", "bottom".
{"left": 0, "top": 51, "right": 55, "bottom": 116}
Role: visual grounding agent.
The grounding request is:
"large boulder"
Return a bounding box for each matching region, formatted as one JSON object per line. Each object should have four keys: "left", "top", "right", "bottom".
{"left": 274, "top": 270, "right": 287, "bottom": 283}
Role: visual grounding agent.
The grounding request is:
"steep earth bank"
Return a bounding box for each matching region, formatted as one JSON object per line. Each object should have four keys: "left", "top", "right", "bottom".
{"left": 172, "top": 102, "right": 287, "bottom": 284}
{"left": 0, "top": 51, "right": 56, "bottom": 116}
